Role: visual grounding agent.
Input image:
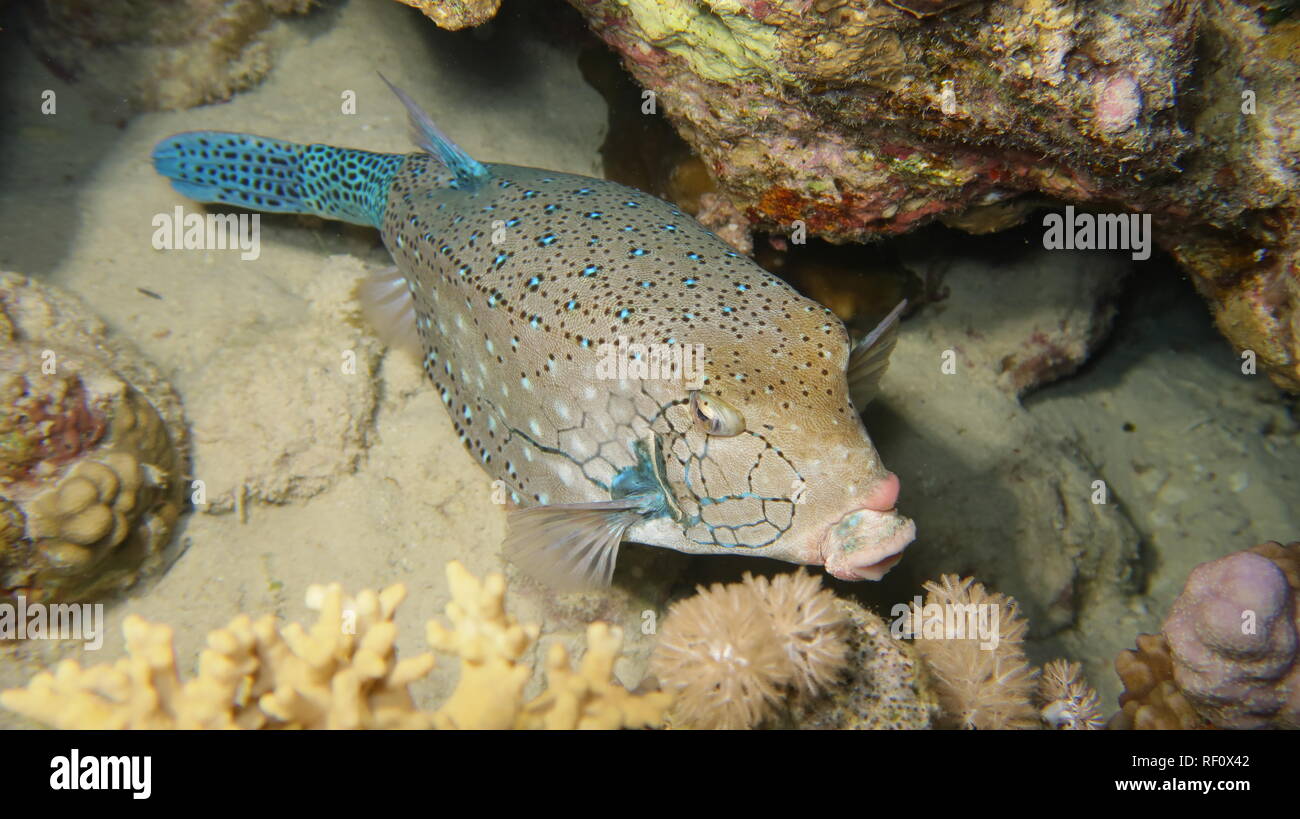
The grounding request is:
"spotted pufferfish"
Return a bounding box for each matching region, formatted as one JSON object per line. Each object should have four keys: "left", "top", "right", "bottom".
{"left": 151, "top": 78, "right": 916, "bottom": 589}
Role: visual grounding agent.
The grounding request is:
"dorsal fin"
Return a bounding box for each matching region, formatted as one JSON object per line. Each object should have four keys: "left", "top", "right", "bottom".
{"left": 379, "top": 73, "right": 490, "bottom": 188}
{"left": 847, "top": 299, "right": 906, "bottom": 410}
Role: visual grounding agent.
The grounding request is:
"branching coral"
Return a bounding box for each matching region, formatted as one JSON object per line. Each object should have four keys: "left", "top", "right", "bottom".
{"left": 1, "top": 561, "right": 670, "bottom": 730}
{"left": 909, "top": 575, "right": 1040, "bottom": 730}
{"left": 651, "top": 570, "right": 849, "bottom": 729}
{"left": 0, "top": 583, "right": 433, "bottom": 729}
{"left": 427, "top": 561, "right": 671, "bottom": 729}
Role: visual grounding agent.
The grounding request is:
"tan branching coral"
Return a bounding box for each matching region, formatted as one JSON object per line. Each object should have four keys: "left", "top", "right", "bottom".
{"left": 909, "top": 575, "right": 1040, "bottom": 730}
{"left": 0, "top": 583, "right": 433, "bottom": 729}
{"left": 1111, "top": 633, "right": 1206, "bottom": 730}
{"left": 652, "top": 570, "right": 850, "bottom": 729}
{"left": 1, "top": 561, "right": 670, "bottom": 730}
{"left": 426, "top": 562, "right": 537, "bottom": 729}
{"left": 426, "top": 561, "right": 670, "bottom": 730}
{"left": 1037, "top": 659, "right": 1104, "bottom": 730}
{"left": 520, "top": 622, "right": 672, "bottom": 730}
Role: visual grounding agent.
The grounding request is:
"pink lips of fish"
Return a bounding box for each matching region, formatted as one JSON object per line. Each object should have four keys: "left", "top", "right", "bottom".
{"left": 820, "top": 471, "right": 917, "bottom": 581}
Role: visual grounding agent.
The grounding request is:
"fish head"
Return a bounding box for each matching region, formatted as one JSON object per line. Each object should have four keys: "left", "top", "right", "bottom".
{"left": 652, "top": 302, "right": 915, "bottom": 581}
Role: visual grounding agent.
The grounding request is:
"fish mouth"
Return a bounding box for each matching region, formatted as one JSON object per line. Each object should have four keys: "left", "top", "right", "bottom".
{"left": 820, "top": 473, "right": 916, "bottom": 581}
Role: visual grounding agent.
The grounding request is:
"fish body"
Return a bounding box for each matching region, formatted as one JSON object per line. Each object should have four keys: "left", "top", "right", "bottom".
{"left": 152, "top": 81, "right": 915, "bottom": 587}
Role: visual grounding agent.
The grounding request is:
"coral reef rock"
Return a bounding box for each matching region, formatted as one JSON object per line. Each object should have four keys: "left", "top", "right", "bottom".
{"left": 1163, "top": 540, "right": 1300, "bottom": 729}
{"left": 0, "top": 273, "right": 188, "bottom": 606}
{"left": 184, "top": 256, "right": 382, "bottom": 514}
{"left": 396, "top": 0, "right": 502, "bottom": 30}
{"left": 783, "top": 596, "right": 935, "bottom": 730}
{"left": 567, "top": 0, "right": 1300, "bottom": 392}
{"left": 17, "top": 0, "right": 316, "bottom": 111}
{"left": 0, "top": 561, "right": 671, "bottom": 730}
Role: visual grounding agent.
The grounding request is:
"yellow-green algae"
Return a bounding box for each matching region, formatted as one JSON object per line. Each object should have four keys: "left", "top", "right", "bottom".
{"left": 616, "top": 0, "right": 791, "bottom": 83}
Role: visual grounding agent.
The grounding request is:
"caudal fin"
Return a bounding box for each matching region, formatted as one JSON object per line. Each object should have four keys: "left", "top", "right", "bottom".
{"left": 151, "top": 131, "right": 404, "bottom": 228}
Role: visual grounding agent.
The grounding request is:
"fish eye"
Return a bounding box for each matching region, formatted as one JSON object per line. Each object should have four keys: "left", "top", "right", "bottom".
{"left": 689, "top": 391, "right": 745, "bottom": 437}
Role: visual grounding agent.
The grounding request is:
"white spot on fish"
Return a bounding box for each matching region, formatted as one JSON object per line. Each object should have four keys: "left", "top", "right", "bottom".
{"left": 555, "top": 462, "right": 578, "bottom": 486}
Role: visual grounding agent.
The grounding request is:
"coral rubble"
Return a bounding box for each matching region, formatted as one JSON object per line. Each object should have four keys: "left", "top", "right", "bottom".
{"left": 565, "top": 0, "right": 1300, "bottom": 391}
{"left": 17, "top": 0, "right": 316, "bottom": 111}
{"left": 183, "top": 257, "right": 383, "bottom": 514}
{"left": 0, "top": 562, "right": 670, "bottom": 730}
{"left": 396, "top": 0, "right": 502, "bottom": 30}
{"left": 0, "top": 273, "right": 188, "bottom": 606}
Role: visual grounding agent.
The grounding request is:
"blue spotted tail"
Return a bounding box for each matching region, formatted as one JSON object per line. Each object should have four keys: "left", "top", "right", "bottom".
{"left": 151, "top": 132, "right": 406, "bottom": 228}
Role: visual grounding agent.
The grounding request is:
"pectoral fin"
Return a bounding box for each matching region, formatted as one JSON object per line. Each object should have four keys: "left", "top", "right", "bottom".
{"left": 358, "top": 265, "right": 421, "bottom": 359}
{"left": 503, "top": 498, "right": 645, "bottom": 590}
{"left": 847, "top": 299, "right": 906, "bottom": 410}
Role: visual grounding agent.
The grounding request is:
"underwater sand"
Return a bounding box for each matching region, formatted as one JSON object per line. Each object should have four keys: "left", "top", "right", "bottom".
{"left": 0, "top": 0, "right": 1295, "bottom": 726}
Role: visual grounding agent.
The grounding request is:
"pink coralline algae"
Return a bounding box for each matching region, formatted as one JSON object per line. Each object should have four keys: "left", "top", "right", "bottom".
{"left": 1163, "top": 541, "right": 1300, "bottom": 729}
{"left": 1093, "top": 73, "right": 1142, "bottom": 134}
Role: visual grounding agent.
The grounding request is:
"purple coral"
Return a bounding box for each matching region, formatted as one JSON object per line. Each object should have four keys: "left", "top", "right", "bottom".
{"left": 1163, "top": 543, "right": 1300, "bottom": 729}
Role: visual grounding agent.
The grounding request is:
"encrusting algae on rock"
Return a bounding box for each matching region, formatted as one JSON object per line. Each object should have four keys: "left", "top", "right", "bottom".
{"left": 0, "top": 561, "right": 671, "bottom": 730}
{"left": 0, "top": 272, "right": 188, "bottom": 607}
